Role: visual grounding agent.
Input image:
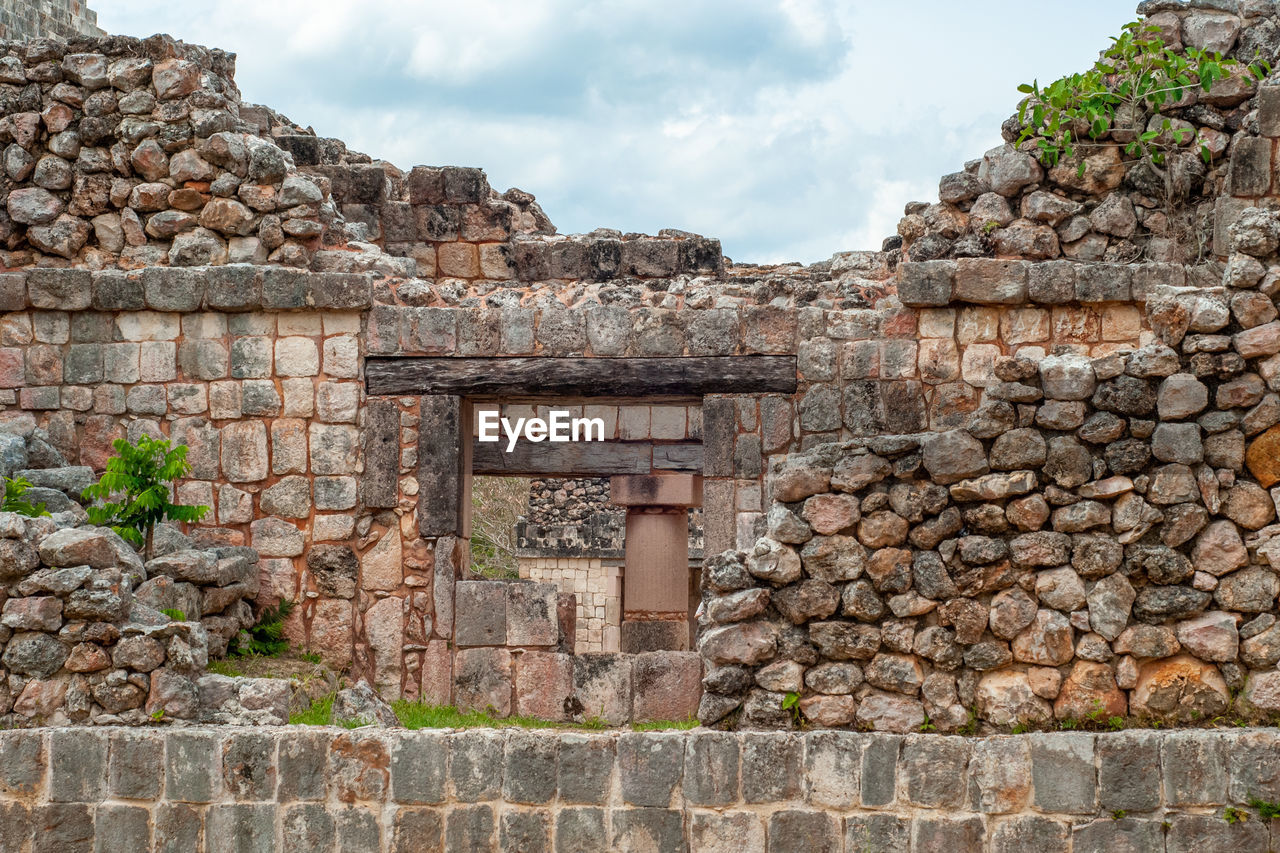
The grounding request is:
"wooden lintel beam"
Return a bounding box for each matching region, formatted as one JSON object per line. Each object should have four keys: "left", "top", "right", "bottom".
{"left": 471, "top": 439, "right": 702, "bottom": 477}
{"left": 365, "top": 356, "right": 797, "bottom": 397}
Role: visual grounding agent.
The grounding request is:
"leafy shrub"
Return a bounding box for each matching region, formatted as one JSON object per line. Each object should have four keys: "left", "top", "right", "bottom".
{"left": 81, "top": 435, "right": 208, "bottom": 559}
{"left": 229, "top": 599, "right": 296, "bottom": 658}
{"left": 1017, "top": 21, "right": 1269, "bottom": 173}
{"left": 160, "top": 608, "right": 187, "bottom": 622}
{"left": 2, "top": 476, "right": 49, "bottom": 517}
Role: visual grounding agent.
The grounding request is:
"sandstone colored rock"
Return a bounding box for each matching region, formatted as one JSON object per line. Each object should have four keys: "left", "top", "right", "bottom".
{"left": 1246, "top": 425, "right": 1280, "bottom": 487}
{"left": 1130, "top": 654, "right": 1229, "bottom": 722}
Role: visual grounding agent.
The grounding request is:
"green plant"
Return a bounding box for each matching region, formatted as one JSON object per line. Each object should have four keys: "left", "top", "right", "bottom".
{"left": 160, "top": 608, "right": 187, "bottom": 622}
{"left": 339, "top": 716, "right": 372, "bottom": 729}
{"left": 299, "top": 652, "right": 323, "bottom": 665}
{"left": 206, "top": 659, "right": 244, "bottom": 677}
{"left": 290, "top": 693, "right": 335, "bottom": 726}
{"left": 1016, "top": 21, "right": 1269, "bottom": 173}
{"left": 1059, "top": 717, "right": 1079, "bottom": 730}
{"left": 1112, "top": 810, "right": 1127, "bottom": 821}
{"left": 1224, "top": 806, "right": 1249, "bottom": 825}
{"left": 1011, "top": 721, "right": 1031, "bottom": 735}
{"left": 781, "top": 691, "right": 803, "bottom": 726}
{"left": 957, "top": 708, "right": 979, "bottom": 736}
{"left": 228, "top": 600, "right": 296, "bottom": 658}
{"left": 982, "top": 220, "right": 1000, "bottom": 235}
{"left": 2, "top": 476, "right": 49, "bottom": 517}
{"left": 1249, "top": 798, "right": 1280, "bottom": 821}
{"left": 1108, "top": 716, "right": 1126, "bottom": 732}
{"left": 149, "top": 708, "right": 164, "bottom": 721}
{"left": 630, "top": 717, "right": 699, "bottom": 732}
{"left": 81, "top": 435, "right": 209, "bottom": 560}
{"left": 918, "top": 714, "right": 937, "bottom": 733}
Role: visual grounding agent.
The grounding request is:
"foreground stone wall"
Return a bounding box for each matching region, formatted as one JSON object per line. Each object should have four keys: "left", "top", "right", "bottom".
{"left": 1, "top": 725, "right": 1278, "bottom": 851}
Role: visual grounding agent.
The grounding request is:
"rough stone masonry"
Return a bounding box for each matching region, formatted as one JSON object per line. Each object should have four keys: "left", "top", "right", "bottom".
{"left": 0, "top": 0, "right": 1278, "bottom": 740}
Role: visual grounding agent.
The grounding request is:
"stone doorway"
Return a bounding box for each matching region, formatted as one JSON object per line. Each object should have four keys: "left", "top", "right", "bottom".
{"left": 364, "top": 355, "right": 796, "bottom": 656}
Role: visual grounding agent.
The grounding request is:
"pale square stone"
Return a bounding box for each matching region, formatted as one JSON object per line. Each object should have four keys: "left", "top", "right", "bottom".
{"left": 33, "top": 312, "right": 69, "bottom": 344}
{"left": 956, "top": 307, "right": 1000, "bottom": 344}
{"left": 0, "top": 314, "right": 32, "bottom": 346}
{"left": 282, "top": 377, "right": 314, "bottom": 417}
{"left": 918, "top": 308, "right": 956, "bottom": 339}
{"left": 1000, "top": 308, "right": 1051, "bottom": 345}
{"left": 1012, "top": 346, "right": 1047, "bottom": 362}
{"left": 277, "top": 312, "right": 322, "bottom": 336}
{"left": 619, "top": 406, "right": 650, "bottom": 440}
{"left": 918, "top": 338, "right": 960, "bottom": 384}
{"left": 1052, "top": 306, "right": 1101, "bottom": 343}
{"left": 115, "top": 311, "right": 179, "bottom": 341}
{"left": 227, "top": 312, "right": 275, "bottom": 336}
{"left": 650, "top": 405, "right": 686, "bottom": 439}
{"left": 138, "top": 341, "right": 176, "bottom": 382}
{"left": 61, "top": 386, "right": 92, "bottom": 411}
{"left": 736, "top": 481, "right": 760, "bottom": 512}
{"left": 316, "top": 381, "right": 359, "bottom": 423}
{"left": 584, "top": 405, "right": 618, "bottom": 439}
{"left": 167, "top": 383, "right": 207, "bottom": 415}
{"left": 323, "top": 335, "right": 360, "bottom": 378}
{"left": 1101, "top": 304, "right": 1143, "bottom": 342}
{"left": 218, "top": 484, "right": 254, "bottom": 524}
{"left": 314, "top": 514, "right": 355, "bottom": 541}
{"left": 275, "top": 337, "right": 319, "bottom": 377}
{"left": 93, "top": 384, "right": 126, "bottom": 415}
{"left": 181, "top": 313, "right": 228, "bottom": 339}
{"left": 103, "top": 343, "right": 140, "bottom": 383}
{"left": 880, "top": 340, "right": 918, "bottom": 379}
{"left": 177, "top": 480, "right": 214, "bottom": 512}
{"left": 322, "top": 312, "right": 361, "bottom": 335}
{"left": 961, "top": 343, "right": 1002, "bottom": 387}
{"left": 209, "top": 381, "right": 241, "bottom": 419}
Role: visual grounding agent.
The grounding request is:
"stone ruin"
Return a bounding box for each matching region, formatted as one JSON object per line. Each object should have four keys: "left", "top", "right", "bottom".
{"left": 0, "top": 0, "right": 1275, "bottom": 735}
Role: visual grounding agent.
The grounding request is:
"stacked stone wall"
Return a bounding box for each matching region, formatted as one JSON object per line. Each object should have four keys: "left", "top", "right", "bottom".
{"left": 3, "top": 1, "right": 1280, "bottom": 730}
{"left": 0, "top": 0, "right": 103, "bottom": 42}
{"left": 0, "top": 725, "right": 1277, "bottom": 852}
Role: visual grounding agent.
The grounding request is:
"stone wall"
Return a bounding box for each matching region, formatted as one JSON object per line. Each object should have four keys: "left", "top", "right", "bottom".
{"left": 1, "top": 725, "right": 1278, "bottom": 851}
{"left": 3, "top": 1, "right": 1280, "bottom": 730}
{"left": 0, "top": 0, "right": 103, "bottom": 42}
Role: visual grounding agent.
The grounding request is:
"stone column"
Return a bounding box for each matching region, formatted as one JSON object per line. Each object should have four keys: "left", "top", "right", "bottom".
{"left": 611, "top": 473, "right": 702, "bottom": 652}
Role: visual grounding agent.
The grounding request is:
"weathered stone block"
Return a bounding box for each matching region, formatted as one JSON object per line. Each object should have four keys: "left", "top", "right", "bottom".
{"left": 683, "top": 731, "right": 739, "bottom": 806}
{"left": 618, "top": 732, "right": 684, "bottom": 807}
{"left": 165, "top": 731, "right": 221, "bottom": 803}
{"left": 504, "top": 732, "right": 557, "bottom": 805}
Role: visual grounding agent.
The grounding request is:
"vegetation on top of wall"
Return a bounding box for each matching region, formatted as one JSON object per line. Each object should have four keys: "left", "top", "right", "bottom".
{"left": 81, "top": 436, "right": 209, "bottom": 560}
{"left": 1017, "top": 21, "right": 1268, "bottom": 172}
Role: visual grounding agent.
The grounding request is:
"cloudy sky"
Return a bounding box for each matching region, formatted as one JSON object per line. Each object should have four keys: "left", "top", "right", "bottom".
{"left": 95, "top": 1, "right": 1136, "bottom": 264}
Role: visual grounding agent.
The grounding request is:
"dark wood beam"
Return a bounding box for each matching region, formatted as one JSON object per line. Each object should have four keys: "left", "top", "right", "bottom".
{"left": 472, "top": 439, "right": 702, "bottom": 477}
{"left": 418, "top": 395, "right": 463, "bottom": 537}
{"left": 365, "top": 356, "right": 798, "bottom": 397}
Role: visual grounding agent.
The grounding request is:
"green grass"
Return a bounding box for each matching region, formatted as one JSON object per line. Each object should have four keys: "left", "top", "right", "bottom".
{"left": 206, "top": 659, "right": 244, "bottom": 677}
{"left": 299, "top": 652, "right": 323, "bottom": 665}
{"left": 289, "top": 693, "right": 334, "bottom": 726}
{"left": 630, "top": 717, "right": 699, "bottom": 732}
{"left": 285, "top": 697, "right": 700, "bottom": 732}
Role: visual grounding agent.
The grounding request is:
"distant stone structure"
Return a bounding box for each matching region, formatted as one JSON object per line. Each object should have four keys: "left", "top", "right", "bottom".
{"left": 515, "top": 476, "right": 705, "bottom": 653}
{"left": 0, "top": 0, "right": 103, "bottom": 41}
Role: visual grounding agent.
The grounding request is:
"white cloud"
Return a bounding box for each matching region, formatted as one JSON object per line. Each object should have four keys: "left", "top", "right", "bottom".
{"left": 94, "top": 0, "right": 1137, "bottom": 263}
